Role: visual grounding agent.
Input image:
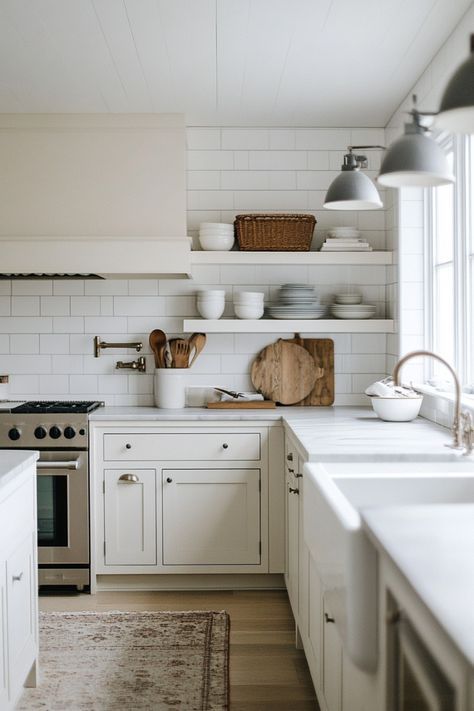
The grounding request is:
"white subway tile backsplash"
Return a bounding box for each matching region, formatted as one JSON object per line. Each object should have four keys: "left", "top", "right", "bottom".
{"left": 40, "top": 334, "right": 70, "bottom": 354}
{"left": 52, "top": 355, "right": 84, "bottom": 374}
{"left": 41, "top": 296, "right": 70, "bottom": 316}
{"left": 84, "top": 280, "right": 129, "bottom": 296}
{"left": 297, "top": 171, "right": 338, "bottom": 190}
{"left": 187, "top": 150, "right": 234, "bottom": 170}
{"left": 10, "top": 334, "right": 39, "bottom": 354}
{"left": 12, "top": 281, "right": 52, "bottom": 295}
{"left": 12, "top": 297, "right": 40, "bottom": 316}
{"left": 295, "top": 129, "right": 350, "bottom": 150}
{"left": 113, "top": 297, "right": 166, "bottom": 317}
{"left": 53, "top": 280, "right": 85, "bottom": 296}
{"left": 248, "top": 151, "right": 307, "bottom": 170}
{"left": 84, "top": 317, "right": 127, "bottom": 333}
{"left": 69, "top": 375, "right": 98, "bottom": 394}
{"left": 0, "top": 317, "right": 52, "bottom": 334}
{"left": 221, "top": 128, "right": 269, "bottom": 150}
{"left": 53, "top": 317, "right": 84, "bottom": 333}
{"left": 233, "top": 190, "right": 308, "bottom": 210}
{"left": 98, "top": 373, "right": 129, "bottom": 394}
{"left": 71, "top": 297, "right": 101, "bottom": 316}
{"left": 39, "top": 375, "right": 69, "bottom": 394}
{"left": 187, "top": 171, "right": 221, "bottom": 190}
{"left": 0, "top": 297, "right": 10, "bottom": 316}
{"left": 186, "top": 128, "right": 220, "bottom": 150}
{"left": 0, "top": 335, "right": 9, "bottom": 353}
{"left": 0, "top": 354, "right": 51, "bottom": 374}
{"left": 269, "top": 129, "right": 295, "bottom": 150}
{"left": 0, "top": 283, "right": 11, "bottom": 296}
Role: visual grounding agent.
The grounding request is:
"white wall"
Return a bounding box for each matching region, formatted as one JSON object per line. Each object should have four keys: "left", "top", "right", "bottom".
{"left": 0, "top": 126, "right": 388, "bottom": 406}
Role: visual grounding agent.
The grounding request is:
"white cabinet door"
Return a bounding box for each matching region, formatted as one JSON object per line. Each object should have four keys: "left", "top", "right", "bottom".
{"left": 0, "top": 564, "right": 7, "bottom": 709}
{"left": 286, "top": 471, "right": 300, "bottom": 617}
{"left": 162, "top": 469, "right": 260, "bottom": 565}
{"left": 104, "top": 469, "right": 157, "bottom": 566}
{"left": 308, "top": 555, "right": 323, "bottom": 691}
{"left": 323, "top": 599, "right": 343, "bottom": 711}
{"left": 6, "top": 534, "right": 36, "bottom": 697}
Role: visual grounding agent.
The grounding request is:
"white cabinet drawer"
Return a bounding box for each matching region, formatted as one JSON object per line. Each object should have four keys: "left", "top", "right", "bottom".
{"left": 103, "top": 432, "right": 261, "bottom": 462}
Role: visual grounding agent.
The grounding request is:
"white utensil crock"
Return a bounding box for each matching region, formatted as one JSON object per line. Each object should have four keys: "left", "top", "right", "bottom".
{"left": 154, "top": 369, "right": 186, "bottom": 409}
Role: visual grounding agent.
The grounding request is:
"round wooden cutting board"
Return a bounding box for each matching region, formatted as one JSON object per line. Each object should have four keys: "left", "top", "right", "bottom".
{"left": 251, "top": 340, "right": 317, "bottom": 405}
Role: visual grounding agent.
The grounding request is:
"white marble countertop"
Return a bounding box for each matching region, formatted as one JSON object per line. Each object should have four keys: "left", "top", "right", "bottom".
{"left": 90, "top": 405, "right": 459, "bottom": 462}
{"left": 363, "top": 504, "right": 474, "bottom": 666}
{"left": 0, "top": 450, "right": 39, "bottom": 491}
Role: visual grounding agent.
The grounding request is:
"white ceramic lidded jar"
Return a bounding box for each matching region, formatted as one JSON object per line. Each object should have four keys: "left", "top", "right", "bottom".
{"left": 154, "top": 369, "right": 186, "bottom": 408}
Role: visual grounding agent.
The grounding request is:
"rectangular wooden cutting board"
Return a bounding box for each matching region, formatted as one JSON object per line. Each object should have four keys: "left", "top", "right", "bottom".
{"left": 285, "top": 336, "right": 334, "bottom": 406}
{"left": 207, "top": 400, "right": 276, "bottom": 409}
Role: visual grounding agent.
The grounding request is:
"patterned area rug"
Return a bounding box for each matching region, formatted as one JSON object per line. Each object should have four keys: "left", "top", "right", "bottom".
{"left": 18, "top": 610, "right": 230, "bottom": 710}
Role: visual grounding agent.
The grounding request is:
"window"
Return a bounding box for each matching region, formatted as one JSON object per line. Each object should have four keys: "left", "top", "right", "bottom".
{"left": 427, "top": 134, "right": 473, "bottom": 389}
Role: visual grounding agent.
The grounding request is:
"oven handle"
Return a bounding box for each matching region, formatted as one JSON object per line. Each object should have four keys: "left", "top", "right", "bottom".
{"left": 37, "top": 460, "right": 79, "bottom": 470}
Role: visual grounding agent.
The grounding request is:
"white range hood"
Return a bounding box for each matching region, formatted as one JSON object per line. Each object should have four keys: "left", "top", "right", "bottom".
{"left": 0, "top": 114, "right": 191, "bottom": 278}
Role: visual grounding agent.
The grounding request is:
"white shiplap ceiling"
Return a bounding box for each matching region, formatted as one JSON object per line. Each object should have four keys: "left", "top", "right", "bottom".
{"left": 0, "top": 0, "right": 471, "bottom": 126}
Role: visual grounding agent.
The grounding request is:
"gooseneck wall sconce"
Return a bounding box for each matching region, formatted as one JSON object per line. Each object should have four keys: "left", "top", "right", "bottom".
{"left": 324, "top": 146, "right": 384, "bottom": 211}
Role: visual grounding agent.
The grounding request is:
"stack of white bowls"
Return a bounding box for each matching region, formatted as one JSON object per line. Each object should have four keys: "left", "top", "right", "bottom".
{"left": 233, "top": 291, "right": 264, "bottom": 319}
{"left": 326, "top": 226, "right": 361, "bottom": 239}
{"left": 199, "top": 223, "right": 235, "bottom": 251}
{"left": 196, "top": 290, "right": 226, "bottom": 319}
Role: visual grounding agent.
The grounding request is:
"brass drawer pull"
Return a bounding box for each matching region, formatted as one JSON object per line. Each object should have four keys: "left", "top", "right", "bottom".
{"left": 222, "top": 443, "right": 229, "bottom": 449}
{"left": 119, "top": 474, "right": 139, "bottom": 484}
{"left": 287, "top": 452, "right": 293, "bottom": 462}
{"left": 288, "top": 487, "right": 299, "bottom": 495}
{"left": 12, "top": 572, "right": 24, "bottom": 583}
{"left": 324, "top": 612, "right": 335, "bottom": 623}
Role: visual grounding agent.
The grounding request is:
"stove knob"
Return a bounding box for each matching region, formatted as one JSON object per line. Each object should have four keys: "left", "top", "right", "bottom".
{"left": 64, "top": 426, "right": 76, "bottom": 440}
{"left": 49, "top": 426, "right": 62, "bottom": 440}
{"left": 34, "top": 426, "right": 47, "bottom": 440}
{"left": 8, "top": 427, "right": 21, "bottom": 441}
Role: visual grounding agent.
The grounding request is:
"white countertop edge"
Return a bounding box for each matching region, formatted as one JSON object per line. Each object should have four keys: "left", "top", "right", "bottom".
{"left": 362, "top": 504, "right": 474, "bottom": 667}
{"left": 0, "top": 450, "right": 39, "bottom": 492}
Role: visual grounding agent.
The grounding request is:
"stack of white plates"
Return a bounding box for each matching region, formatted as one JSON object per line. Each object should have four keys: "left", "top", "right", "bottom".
{"left": 331, "top": 303, "right": 377, "bottom": 319}
{"left": 268, "top": 283, "right": 326, "bottom": 319}
{"left": 199, "top": 223, "right": 235, "bottom": 251}
{"left": 327, "top": 226, "right": 361, "bottom": 239}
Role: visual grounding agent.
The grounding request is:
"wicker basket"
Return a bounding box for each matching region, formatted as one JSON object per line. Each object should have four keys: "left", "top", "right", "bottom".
{"left": 234, "top": 214, "right": 316, "bottom": 251}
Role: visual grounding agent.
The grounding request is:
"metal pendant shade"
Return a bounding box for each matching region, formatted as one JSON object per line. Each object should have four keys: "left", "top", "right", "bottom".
{"left": 377, "top": 122, "right": 455, "bottom": 188}
{"left": 324, "top": 170, "right": 383, "bottom": 210}
{"left": 435, "top": 35, "right": 474, "bottom": 134}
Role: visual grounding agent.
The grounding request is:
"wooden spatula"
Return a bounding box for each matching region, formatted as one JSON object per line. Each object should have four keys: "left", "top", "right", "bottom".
{"left": 149, "top": 329, "right": 167, "bottom": 368}
{"left": 169, "top": 338, "right": 191, "bottom": 368}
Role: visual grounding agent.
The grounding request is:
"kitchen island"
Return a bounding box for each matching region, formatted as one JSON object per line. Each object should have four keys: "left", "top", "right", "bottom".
{"left": 0, "top": 449, "right": 39, "bottom": 710}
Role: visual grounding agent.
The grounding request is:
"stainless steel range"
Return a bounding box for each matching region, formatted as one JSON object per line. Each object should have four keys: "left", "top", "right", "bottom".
{"left": 0, "top": 400, "right": 102, "bottom": 591}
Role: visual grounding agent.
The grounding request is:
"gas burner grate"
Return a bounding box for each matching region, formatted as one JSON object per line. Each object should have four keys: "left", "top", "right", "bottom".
{"left": 12, "top": 401, "right": 103, "bottom": 414}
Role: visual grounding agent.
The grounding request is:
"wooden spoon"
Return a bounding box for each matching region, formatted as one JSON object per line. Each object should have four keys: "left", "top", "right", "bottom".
{"left": 149, "top": 329, "right": 167, "bottom": 368}
{"left": 188, "top": 333, "right": 206, "bottom": 368}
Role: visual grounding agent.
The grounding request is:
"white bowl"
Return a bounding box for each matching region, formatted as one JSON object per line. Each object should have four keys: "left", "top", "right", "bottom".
{"left": 234, "top": 291, "right": 265, "bottom": 302}
{"left": 197, "top": 290, "right": 225, "bottom": 299}
{"left": 197, "top": 300, "right": 225, "bottom": 319}
{"left": 200, "top": 222, "right": 234, "bottom": 231}
{"left": 334, "top": 294, "right": 362, "bottom": 305}
{"left": 369, "top": 396, "right": 423, "bottom": 422}
{"left": 234, "top": 303, "right": 264, "bottom": 319}
{"left": 199, "top": 234, "right": 235, "bottom": 251}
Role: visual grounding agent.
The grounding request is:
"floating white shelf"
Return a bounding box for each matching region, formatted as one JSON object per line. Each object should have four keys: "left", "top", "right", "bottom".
{"left": 183, "top": 319, "right": 395, "bottom": 334}
{"left": 190, "top": 251, "right": 393, "bottom": 266}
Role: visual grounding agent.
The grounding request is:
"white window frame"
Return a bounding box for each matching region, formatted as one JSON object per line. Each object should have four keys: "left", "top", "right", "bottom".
{"left": 425, "top": 133, "right": 472, "bottom": 388}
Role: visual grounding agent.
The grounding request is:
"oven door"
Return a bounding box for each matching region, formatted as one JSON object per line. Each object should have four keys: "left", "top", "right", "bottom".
{"left": 36, "top": 451, "right": 89, "bottom": 565}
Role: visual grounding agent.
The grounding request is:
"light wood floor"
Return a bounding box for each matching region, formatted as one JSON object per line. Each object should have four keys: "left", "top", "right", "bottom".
{"left": 39, "top": 589, "right": 319, "bottom": 710}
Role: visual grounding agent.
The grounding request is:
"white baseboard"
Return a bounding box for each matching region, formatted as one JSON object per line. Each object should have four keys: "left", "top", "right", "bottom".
{"left": 94, "top": 573, "right": 285, "bottom": 592}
